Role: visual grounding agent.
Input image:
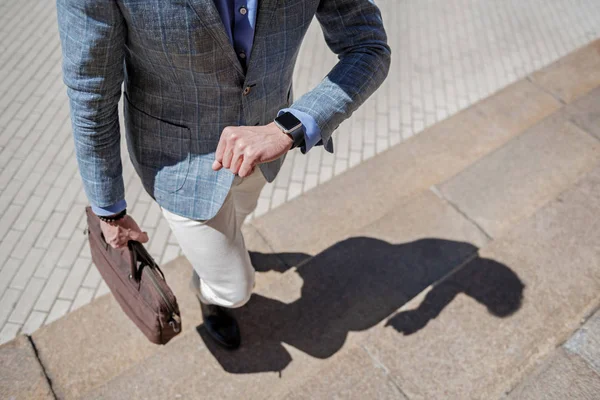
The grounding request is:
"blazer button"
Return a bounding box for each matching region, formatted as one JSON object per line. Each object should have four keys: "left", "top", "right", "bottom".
{"left": 243, "top": 86, "right": 252, "bottom": 96}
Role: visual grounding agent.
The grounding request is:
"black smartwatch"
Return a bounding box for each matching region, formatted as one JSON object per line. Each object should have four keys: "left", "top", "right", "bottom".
{"left": 274, "top": 111, "right": 304, "bottom": 149}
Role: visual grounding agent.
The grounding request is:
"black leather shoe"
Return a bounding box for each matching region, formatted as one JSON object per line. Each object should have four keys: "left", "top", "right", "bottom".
{"left": 200, "top": 301, "right": 241, "bottom": 350}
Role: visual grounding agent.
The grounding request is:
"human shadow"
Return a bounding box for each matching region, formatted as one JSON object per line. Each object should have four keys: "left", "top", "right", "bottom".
{"left": 195, "top": 237, "right": 524, "bottom": 374}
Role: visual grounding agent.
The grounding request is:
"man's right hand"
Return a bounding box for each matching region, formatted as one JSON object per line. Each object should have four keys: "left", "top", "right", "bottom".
{"left": 100, "top": 215, "right": 149, "bottom": 249}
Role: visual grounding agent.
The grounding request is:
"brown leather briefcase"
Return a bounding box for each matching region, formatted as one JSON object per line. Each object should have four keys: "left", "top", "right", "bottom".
{"left": 84, "top": 206, "right": 181, "bottom": 345}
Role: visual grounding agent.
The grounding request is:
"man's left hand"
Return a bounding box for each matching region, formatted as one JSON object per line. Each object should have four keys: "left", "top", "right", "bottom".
{"left": 212, "top": 122, "right": 294, "bottom": 177}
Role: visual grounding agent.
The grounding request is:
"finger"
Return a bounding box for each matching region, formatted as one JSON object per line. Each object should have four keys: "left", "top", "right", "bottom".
{"left": 109, "top": 237, "right": 123, "bottom": 249}
{"left": 238, "top": 155, "right": 254, "bottom": 178}
{"left": 129, "top": 230, "right": 149, "bottom": 243}
{"left": 222, "top": 146, "right": 234, "bottom": 169}
{"left": 214, "top": 129, "right": 228, "bottom": 165}
{"left": 230, "top": 152, "right": 243, "bottom": 175}
{"left": 212, "top": 160, "right": 222, "bottom": 171}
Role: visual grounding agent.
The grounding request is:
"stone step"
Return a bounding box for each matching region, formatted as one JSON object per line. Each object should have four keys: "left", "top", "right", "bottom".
{"left": 505, "top": 307, "right": 600, "bottom": 400}
{"left": 0, "top": 335, "right": 54, "bottom": 399}
{"left": 358, "top": 162, "right": 600, "bottom": 398}
{"left": 276, "top": 161, "right": 600, "bottom": 399}
{"left": 82, "top": 186, "right": 489, "bottom": 399}
{"left": 7, "top": 40, "right": 600, "bottom": 399}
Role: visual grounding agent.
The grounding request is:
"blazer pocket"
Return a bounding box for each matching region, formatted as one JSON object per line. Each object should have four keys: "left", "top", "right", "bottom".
{"left": 124, "top": 93, "right": 191, "bottom": 194}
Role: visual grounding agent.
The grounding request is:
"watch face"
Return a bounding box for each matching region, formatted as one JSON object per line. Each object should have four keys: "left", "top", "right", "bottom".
{"left": 275, "top": 112, "right": 302, "bottom": 131}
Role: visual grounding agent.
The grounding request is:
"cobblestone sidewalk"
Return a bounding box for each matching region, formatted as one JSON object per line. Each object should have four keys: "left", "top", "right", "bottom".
{"left": 0, "top": 0, "right": 599, "bottom": 344}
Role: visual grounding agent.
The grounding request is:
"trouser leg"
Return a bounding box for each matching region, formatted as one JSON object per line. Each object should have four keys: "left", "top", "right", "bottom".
{"left": 160, "top": 168, "right": 267, "bottom": 308}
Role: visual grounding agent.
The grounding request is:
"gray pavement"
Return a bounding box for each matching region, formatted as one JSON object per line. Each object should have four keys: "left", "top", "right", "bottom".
{"left": 0, "top": 0, "right": 599, "bottom": 344}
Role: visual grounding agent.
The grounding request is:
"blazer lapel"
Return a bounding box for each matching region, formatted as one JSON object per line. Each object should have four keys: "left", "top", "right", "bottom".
{"left": 187, "top": 0, "right": 245, "bottom": 76}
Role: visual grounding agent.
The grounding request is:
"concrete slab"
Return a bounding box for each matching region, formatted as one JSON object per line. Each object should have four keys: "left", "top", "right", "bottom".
{"left": 360, "top": 163, "right": 600, "bottom": 399}
{"left": 83, "top": 324, "right": 325, "bottom": 400}
{"left": 438, "top": 112, "right": 600, "bottom": 238}
{"left": 475, "top": 79, "right": 562, "bottom": 137}
{"left": 531, "top": 40, "right": 600, "bottom": 104}
{"left": 32, "top": 293, "right": 160, "bottom": 400}
{"left": 281, "top": 347, "right": 407, "bottom": 400}
{"left": 565, "top": 308, "right": 600, "bottom": 374}
{"left": 252, "top": 79, "right": 560, "bottom": 257}
{"left": 506, "top": 349, "right": 600, "bottom": 400}
{"left": 0, "top": 335, "right": 54, "bottom": 399}
{"left": 566, "top": 86, "right": 600, "bottom": 140}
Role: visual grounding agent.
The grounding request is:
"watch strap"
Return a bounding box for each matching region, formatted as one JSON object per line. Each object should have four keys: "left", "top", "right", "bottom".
{"left": 287, "top": 126, "right": 305, "bottom": 149}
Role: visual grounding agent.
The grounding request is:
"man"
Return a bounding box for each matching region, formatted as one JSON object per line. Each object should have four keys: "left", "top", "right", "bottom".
{"left": 57, "top": 0, "right": 390, "bottom": 349}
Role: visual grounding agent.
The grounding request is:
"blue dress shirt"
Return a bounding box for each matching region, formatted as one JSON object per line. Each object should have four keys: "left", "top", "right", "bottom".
{"left": 92, "top": 0, "right": 321, "bottom": 216}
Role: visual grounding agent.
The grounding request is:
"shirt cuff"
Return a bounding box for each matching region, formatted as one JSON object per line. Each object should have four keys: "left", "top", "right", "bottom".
{"left": 278, "top": 108, "right": 322, "bottom": 154}
{"left": 91, "top": 199, "right": 127, "bottom": 216}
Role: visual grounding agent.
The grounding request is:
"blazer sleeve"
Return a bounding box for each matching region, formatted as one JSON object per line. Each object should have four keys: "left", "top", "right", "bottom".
{"left": 287, "top": 0, "right": 392, "bottom": 152}
{"left": 56, "top": 0, "right": 127, "bottom": 209}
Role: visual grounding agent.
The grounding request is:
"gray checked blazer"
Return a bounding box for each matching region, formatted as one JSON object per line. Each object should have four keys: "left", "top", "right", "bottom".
{"left": 56, "top": 0, "right": 391, "bottom": 221}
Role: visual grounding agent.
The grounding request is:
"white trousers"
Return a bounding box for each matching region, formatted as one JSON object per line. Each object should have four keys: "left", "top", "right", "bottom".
{"left": 160, "top": 168, "right": 267, "bottom": 308}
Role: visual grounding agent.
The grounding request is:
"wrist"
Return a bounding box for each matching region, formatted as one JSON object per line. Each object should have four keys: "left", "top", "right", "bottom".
{"left": 96, "top": 208, "right": 127, "bottom": 223}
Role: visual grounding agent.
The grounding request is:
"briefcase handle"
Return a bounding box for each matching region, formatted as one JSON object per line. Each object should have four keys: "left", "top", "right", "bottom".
{"left": 128, "top": 240, "right": 166, "bottom": 282}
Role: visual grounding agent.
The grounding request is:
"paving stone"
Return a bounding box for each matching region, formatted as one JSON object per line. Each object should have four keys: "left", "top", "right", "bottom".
{"left": 0, "top": 204, "right": 20, "bottom": 241}
{"left": 56, "top": 230, "right": 86, "bottom": 268}
{"left": 45, "top": 299, "right": 72, "bottom": 325}
{"left": 10, "top": 220, "right": 43, "bottom": 260}
{"left": 0, "top": 335, "right": 54, "bottom": 398}
{"left": 70, "top": 287, "right": 95, "bottom": 311}
{"left": 34, "top": 267, "right": 69, "bottom": 313}
{"left": 0, "top": 258, "right": 19, "bottom": 298}
{"left": 58, "top": 257, "right": 91, "bottom": 301}
{"left": 81, "top": 263, "right": 102, "bottom": 289}
{"left": 94, "top": 280, "right": 110, "bottom": 299}
{"left": 566, "top": 85, "right": 600, "bottom": 140}
{"left": 142, "top": 201, "right": 162, "bottom": 229}
{"left": 160, "top": 244, "right": 181, "bottom": 266}
{"left": 33, "top": 183, "right": 63, "bottom": 220}
{"left": 148, "top": 217, "right": 170, "bottom": 257}
{"left": 0, "top": 289, "right": 20, "bottom": 327}
{"left": 9, "top": 247, "right": 45, "bottom": 290}
{"left": 57, "top": 206, "right": 85, "bottom": 240}
{"left": 0, "top": 229, "right": 22, "bottom": 267}
{"left": 507, "top": 349, "right": 600, "bottom": 400}
{"left": 360, "top": 163, "right": 600, "bottom": 400}
{"left": 12, "top": 171, "right": 43, "bottom": 205}
{"left": 12, "top": 195, "right": 42, "bottom": 231}
{"left": 531, "top": 40, "right": 600, "bottom": 104}
{"left": 0, "top": 179, "right": 21, "bottom": 214}
{"left": 35, "top": 211, "right": 65, "bottom": 249}
{"left": 129, "top": 200, "right": 150, "bottom": 226}
{"left": 20, "top": 310, "right": 47, "bottom": 335}
{"left": 0, "top": 323, "right": 20, "bottom": 345}
{"left": 8, "top": 277, "right": 45, "bottom": 324}
{"left": 564, "top": 308, "right": 600, "bottom": 374}
{"left": 438, "top": 113, "right": 600, "bottom": 238}
{"left": 33, "top": 237, "right": 68, "bottom": 279}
